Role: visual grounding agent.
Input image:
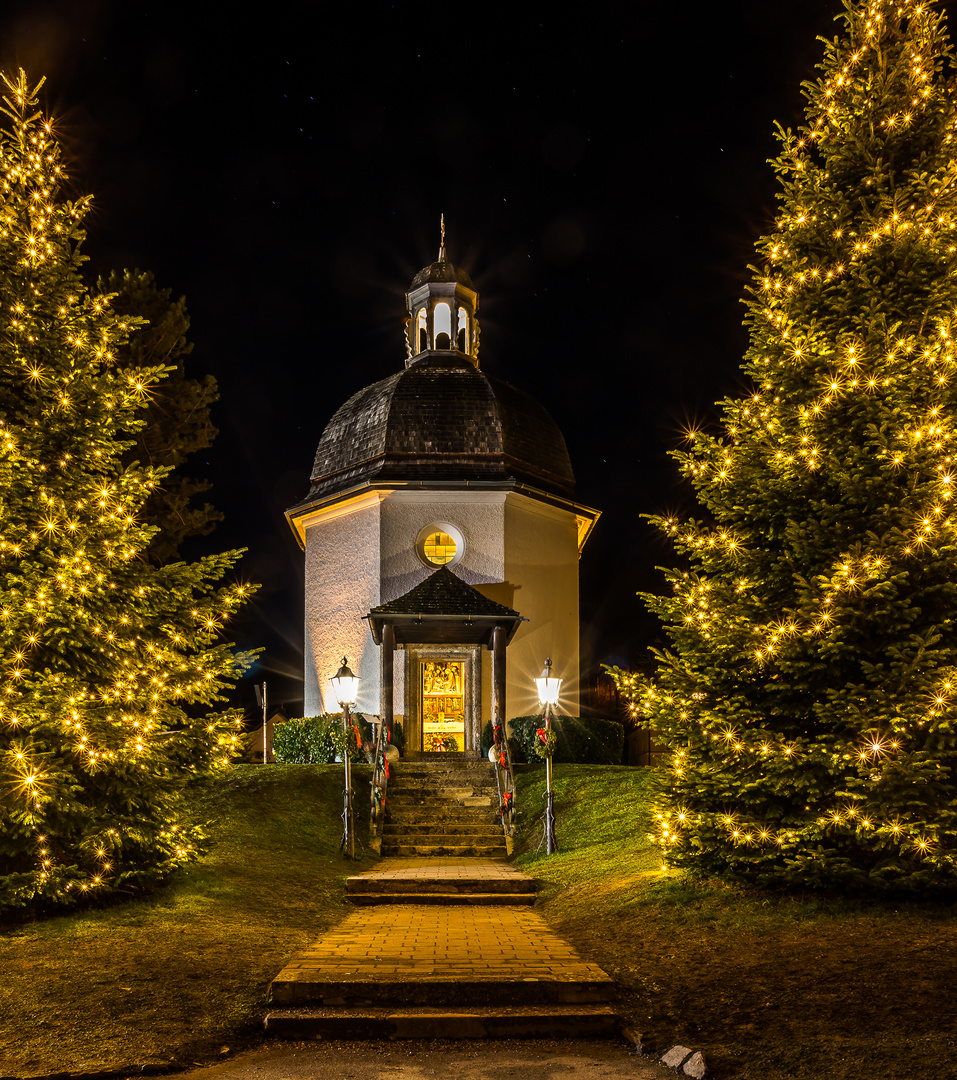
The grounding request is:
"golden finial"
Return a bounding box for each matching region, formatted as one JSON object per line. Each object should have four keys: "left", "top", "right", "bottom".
{"left": 438, "top": 213, "right": 446, "bottom": 262}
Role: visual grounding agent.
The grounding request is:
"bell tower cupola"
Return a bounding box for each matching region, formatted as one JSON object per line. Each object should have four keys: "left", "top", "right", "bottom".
{"left": 404, "top": 215, "right": 480, "bottom": 367}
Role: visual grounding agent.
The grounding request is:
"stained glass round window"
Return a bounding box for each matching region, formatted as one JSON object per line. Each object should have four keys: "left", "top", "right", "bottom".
{"left": 416, "top": 522, "right": 464, "bottom": 568}
{"left": 423, "top": 531, "right": 456, "bottom": 565}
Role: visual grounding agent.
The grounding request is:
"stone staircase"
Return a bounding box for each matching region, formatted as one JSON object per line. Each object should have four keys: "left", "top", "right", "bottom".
{"left": 380, "top": 759, "right": 507, "bottom": 859}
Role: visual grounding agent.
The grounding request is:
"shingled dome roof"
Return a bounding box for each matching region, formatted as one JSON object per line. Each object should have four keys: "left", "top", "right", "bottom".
{"left": 302, "top": 354, "right": 576, "bottom": 502}
{"left": 410, "top": 259, "right": 475, "bottom": 289}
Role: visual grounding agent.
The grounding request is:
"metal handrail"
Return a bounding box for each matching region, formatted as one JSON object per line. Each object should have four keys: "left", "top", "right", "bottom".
{"left": 492, "top": 723, "right": 516, "bottom": 837}
{"left": 369, "top": 717, "right": 388, "bottom": 838}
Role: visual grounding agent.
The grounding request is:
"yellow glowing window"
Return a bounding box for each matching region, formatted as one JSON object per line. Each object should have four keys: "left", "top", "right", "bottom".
{"left": 423, "top": 531, "right": 456, "bottom": 565}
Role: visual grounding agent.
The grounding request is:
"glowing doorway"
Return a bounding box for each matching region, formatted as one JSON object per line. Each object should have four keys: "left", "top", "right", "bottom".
{"left": 421, "top": 659, "right": 466, "bottom": 753}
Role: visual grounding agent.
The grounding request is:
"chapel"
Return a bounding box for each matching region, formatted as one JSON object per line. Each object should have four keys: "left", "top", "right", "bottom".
{"left": 285, "top": 234, "right": 599, "bottom": 755}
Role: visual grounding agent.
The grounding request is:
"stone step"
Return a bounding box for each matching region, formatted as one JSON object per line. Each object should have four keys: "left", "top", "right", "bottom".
{"left": 386, "top": 803, "right": 499, "bottom": 812}
{"left": 395, "top": 768, "right": 499, "bottom": 777}
{"left": 390, "top": 776, "right": 496, "bottom": 786}
{"left": 269, "top": 975, "right": 615, "bottom": 1008}
{"left": 396, "top": 767, "right": 496, "bottom": 780}
{"left": 392, "top": 781, "right": 496, "bottom": 791}
{"left": 381, "top": 823, "right": 503, "bottom": 837}
{"left": 386, "top": 806, "right": 496, "bottom": 819}
{"left": 388, "top": 786, "right": 494, "bottom": 794}
{"left": 346, "top": 875, "right": 532, "bottom": 895}
{"left": 381, "top": 832, "right": 504, "bottom": 846}
{"left": 389, "top": 783, "right": 495, "bottom": 794}
{"left": 265, "top": 1003, "right": 618, "bottom": 1040}
{"left": 346, "top": 891, "right": 534, "bottom": 906}
{"left": 384, "top": 760, "right": 503, "bottom": 853}
{"left": 388, "top": 790, "right": 494, "bottom": 807}
{"left": 379, "top": 842, "right": 506, "bottom": 858}
{"left": 388, "top": 782, "right": 498, "bottom": 797}
{"left": 385, "top": 808, "right": 499, "bottom": 825}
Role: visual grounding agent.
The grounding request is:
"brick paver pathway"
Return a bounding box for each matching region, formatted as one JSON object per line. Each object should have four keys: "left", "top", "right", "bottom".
{"left": 271, "top": 858, "right": 611, "bottom": 989}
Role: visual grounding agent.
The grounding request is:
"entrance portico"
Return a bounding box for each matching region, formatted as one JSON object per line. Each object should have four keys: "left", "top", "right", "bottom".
{"left": 365, "top": 565, "right": 523, "bottom": 756}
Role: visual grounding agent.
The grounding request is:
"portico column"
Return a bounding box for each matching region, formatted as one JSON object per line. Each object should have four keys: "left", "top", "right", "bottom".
{"left": 490, "top": 625, "right": 506, "bottom": 735}
{"left": 381, "top": 623, "right": 395, "bottom": 734}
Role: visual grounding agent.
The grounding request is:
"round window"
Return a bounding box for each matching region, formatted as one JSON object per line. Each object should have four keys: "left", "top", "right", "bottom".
{"left": 416, "top": 522, "right": 465, "bottom": 568}
{"left": 423, "top": 531, "right": 456, "bottom": 564}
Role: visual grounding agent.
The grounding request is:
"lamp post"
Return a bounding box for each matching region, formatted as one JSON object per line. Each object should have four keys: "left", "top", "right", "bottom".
{"left": 254, "top": 681, "right": 268, "bottom": 763}
{"left": 330, "top": 657, "right": 360, "bottom": 860}
{"left": 535, "top": 658, "right": 562, "bottom": 855}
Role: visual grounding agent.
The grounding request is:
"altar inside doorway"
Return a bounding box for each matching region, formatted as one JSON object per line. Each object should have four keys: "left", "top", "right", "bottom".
{"left": 421, "top": 659, "right": 466, "bottom": 753}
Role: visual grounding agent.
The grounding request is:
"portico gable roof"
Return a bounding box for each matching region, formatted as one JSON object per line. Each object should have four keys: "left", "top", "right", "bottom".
{"left": 364, "top": 565, "right": 524, "bottom": 647}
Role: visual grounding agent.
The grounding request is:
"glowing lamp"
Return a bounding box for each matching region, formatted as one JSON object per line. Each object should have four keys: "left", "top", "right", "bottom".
{"left": 330, "top": 656, "right": 359, "bottom": 861}
{"left": 535, "top": 658, "right": 562, "bottom": 708}
{"left": 330, "top": 657, "right": 359, "bottom": 707}
{"left": 535, "top": 658, "right": 560, "bottom": 856}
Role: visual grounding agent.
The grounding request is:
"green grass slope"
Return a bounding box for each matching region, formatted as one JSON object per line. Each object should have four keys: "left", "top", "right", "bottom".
{"left": 0, "top": 764, "right": 375, "bottom": 1075}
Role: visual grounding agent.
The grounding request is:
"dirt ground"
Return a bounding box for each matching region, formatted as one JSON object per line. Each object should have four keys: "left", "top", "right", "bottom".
{"left": 177, "top": 1038, "right": 683, "bottom": 1080}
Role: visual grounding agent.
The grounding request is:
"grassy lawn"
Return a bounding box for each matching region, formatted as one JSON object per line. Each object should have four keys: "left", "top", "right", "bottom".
{"left": 3, "top": 762, "right": 956, "bottom": 1079}
{"left": 513, "top": 764, "right": 957, "bottom": 1080}
{"left": 0, "top": 764, "right": 376, "bottom": 1075}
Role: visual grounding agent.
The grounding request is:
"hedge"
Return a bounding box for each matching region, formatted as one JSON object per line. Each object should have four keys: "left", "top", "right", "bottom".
{"left": 272, "top": 714, "right": 367, "bottom": 764}
{"left": 508, "top": 715, "right": 624, "bottom": 765}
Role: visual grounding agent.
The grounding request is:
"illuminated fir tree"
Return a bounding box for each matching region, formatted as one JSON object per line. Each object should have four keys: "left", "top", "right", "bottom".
{"left": 0, "top": 72, "right": 254, "bottom": 911}
{"left": 100, "top": 268, "right": 222, "bottom": 564}
{"left": 614, "top": 0, "right": 957, "bottom": 890}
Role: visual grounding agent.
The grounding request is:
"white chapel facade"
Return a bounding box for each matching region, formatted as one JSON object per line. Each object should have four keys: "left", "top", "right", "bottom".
{"left": 286, "top": 239, "right": 599, "bottom": 755}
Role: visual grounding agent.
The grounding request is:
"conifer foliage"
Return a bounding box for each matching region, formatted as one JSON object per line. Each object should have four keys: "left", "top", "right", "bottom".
{"left": 101, "top": 269, "right": 223, "bottom": 564}
{"left": 614, "top": 1, "right": 957, "bottom": 890}
{"left": 0, "top": 73, "right": 254, "bottom": 911}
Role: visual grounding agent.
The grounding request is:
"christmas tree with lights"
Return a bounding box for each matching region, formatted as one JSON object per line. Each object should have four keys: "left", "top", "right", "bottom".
{"left": 614, "top": 0, "right": 957, "bottom": 890}
{"left": 0, "top": 72, "right": 254, "bottom": 911}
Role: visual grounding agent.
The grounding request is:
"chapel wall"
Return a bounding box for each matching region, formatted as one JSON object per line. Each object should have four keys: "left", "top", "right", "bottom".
{"left": 502, "top": 493, "right": 581, "bottom": 718}
{"left": 302, "top": 495, "right": 381, "bottom": 717}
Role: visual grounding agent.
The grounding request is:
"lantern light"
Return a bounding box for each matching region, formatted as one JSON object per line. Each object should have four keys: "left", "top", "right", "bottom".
{"left": 535, "top": 658, "right": 562, "bottom": 707}
{"left": 330, "top": 657, "right": 359, "bottom": 707}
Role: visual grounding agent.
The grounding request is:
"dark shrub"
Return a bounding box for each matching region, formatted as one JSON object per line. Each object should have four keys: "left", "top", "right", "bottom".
{"left": 481, "top": 720, "right": 494, "bottom": 757}
{"left": 508, "top": 715, "right": 625, "bottom": 765}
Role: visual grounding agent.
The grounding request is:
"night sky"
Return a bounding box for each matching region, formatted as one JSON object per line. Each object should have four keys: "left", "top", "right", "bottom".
{"left": 0, "top": 0, "right": 916, "bottom": 715}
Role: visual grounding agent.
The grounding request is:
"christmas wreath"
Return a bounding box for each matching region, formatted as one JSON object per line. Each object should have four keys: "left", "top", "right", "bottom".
{"left": 533, "top": 725, "right": 557, "bottom": 759}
